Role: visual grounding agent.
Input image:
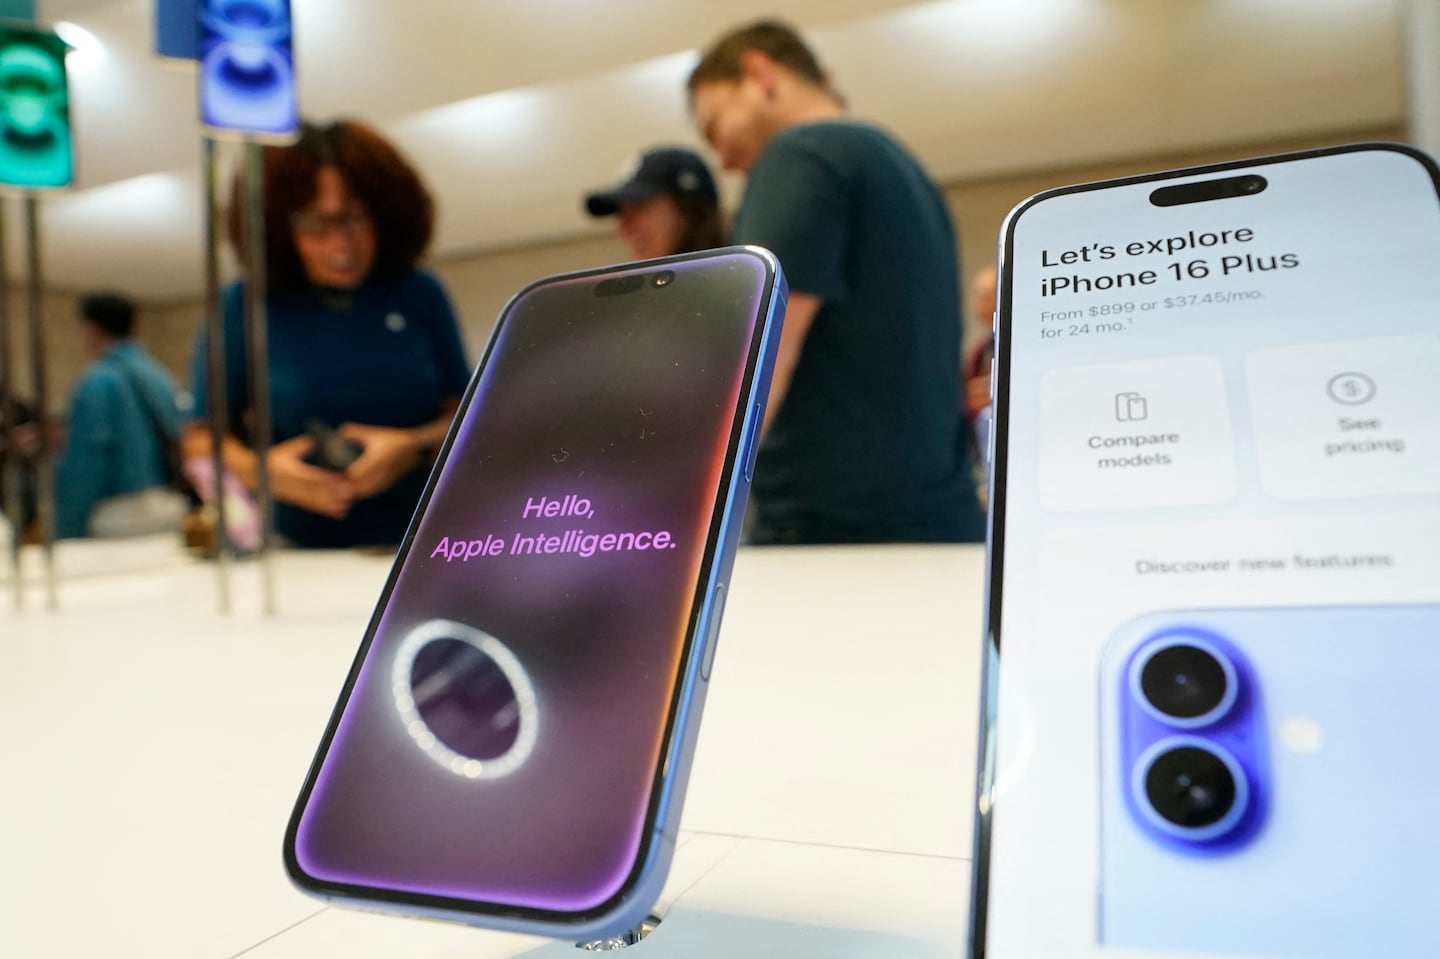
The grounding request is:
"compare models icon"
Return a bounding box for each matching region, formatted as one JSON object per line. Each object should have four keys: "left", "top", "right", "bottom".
{"left": 1116, "top": 391, "right": 1150, "bottom": 422}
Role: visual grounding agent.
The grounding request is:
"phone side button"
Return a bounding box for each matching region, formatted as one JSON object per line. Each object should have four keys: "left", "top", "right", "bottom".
{"left": 700, "top": 583, "right": 727, "bottom": 682}
{"left": 743, "top": 403, "right": 762, "bottom": 481}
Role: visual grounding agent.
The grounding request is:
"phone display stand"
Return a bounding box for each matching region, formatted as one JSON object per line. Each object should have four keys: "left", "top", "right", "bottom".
{"left": 575, "top": 914, "right": 661, "bottom": 951}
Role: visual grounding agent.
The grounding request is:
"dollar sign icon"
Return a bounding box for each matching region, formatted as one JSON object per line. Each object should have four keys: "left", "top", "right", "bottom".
{"left": 1326, "top": 372, "right": 1376, "bottom": 406}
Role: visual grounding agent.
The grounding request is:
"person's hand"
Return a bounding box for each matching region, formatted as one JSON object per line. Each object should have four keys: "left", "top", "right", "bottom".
{"left": 267, "top": 434, "right": 355, "bottom": 519}
{"left": 10, "top": 423, "right": 40, "bottom": 455}
{"left": 5, "top": 420, "right": 57, "bottom": 457}
{"left": 338, "top": 423, "right": 422, "bottom": 499}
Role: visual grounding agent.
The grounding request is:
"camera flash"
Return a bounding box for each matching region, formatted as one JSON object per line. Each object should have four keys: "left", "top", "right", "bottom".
{"left": 1279, "top": 716, "right": 1325, "bottom": 755}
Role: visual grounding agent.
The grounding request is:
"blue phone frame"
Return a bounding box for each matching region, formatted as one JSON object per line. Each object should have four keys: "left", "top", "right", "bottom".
{"left": 282, "top": 246, "right": 787, "bottom": 940}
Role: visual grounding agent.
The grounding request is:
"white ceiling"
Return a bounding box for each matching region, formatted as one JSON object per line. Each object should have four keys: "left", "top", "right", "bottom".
{"left": 14, "top": 0, "right": 1409, "bottom": 300}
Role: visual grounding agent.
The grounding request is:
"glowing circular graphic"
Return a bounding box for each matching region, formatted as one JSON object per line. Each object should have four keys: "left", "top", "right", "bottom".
{"left": 200, "top": 42, "right": 296, "bottom": 134}
{"left": 391, "top": 620, "right": 538, "bottom": 780}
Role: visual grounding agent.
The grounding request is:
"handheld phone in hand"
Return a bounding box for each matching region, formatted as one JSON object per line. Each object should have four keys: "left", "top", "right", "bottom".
{"left": 198, "top": 0, "right": 298, "bottom": 139}
{"left": 971, "top": 144, "right": 1440, "bottom": 959}
{"left": 302, "top": 420, "right": 363, "bottom": 473}
{"left": 284, "top": 248, "right": 786, "bottom": 939}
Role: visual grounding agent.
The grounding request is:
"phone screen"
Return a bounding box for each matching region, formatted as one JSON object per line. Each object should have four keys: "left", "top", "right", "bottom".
{"left": 979, "top": 145, "right": 1440, "bottom": 958}
{"left": 286, "top": 251, "right": 777, "bottom": 925}
{"left": 0, "top": 26, "right": 72, "bottom": 189}
{"left": 198, "top": 0, "right": 298, "bottom": 137}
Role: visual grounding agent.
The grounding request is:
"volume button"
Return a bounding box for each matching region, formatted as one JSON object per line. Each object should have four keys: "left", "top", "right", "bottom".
{"left": 701, "top": 584, "right": 726, "bottom": 682}
{"left": 744, "top": 402, "right": 762, "bottom": 481}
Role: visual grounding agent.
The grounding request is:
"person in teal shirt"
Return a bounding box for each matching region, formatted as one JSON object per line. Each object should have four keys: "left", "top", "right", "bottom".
{"left": 55, "top": 293, "right": 184, "bottom": 539}
{"left": 185, "top": 120, "right": 470, "bottom": 549}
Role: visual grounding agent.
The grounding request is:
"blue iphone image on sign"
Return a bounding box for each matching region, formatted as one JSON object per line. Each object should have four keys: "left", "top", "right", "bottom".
{"left": 199, "top": 0, "right": 297, "bottom": 137}
{"left": 0, "top": 26, "right": 71, "bottom": 189}
{"left": 1099, "top": 606, "right": 1440, "bottom": 958}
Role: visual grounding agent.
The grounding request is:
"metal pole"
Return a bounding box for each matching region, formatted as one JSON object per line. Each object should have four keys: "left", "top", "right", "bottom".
{"left": 24, "top": 194, "right": 56, "bottom": 610}
{"left": 0, "top": 198, "right": 19, "bottom": 609}
{"left": 242, "top": 141, "right": 275, "bottom": 615}
{"left": 202, "top": 137, "right": 231, "bottom": 613}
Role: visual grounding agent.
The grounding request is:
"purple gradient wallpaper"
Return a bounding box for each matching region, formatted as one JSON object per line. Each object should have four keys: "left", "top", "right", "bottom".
{"left": 290, "top": 253, "right": 769, "bottom": 913}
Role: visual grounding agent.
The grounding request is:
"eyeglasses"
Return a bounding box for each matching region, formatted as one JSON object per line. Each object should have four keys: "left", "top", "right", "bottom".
{"left": 291, "top": 209, "right": 372, "bottom": 238}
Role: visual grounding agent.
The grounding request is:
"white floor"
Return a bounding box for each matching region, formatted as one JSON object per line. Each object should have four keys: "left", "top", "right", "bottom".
{"left": 0, "top": 541, "right": 986, "bottom": 958}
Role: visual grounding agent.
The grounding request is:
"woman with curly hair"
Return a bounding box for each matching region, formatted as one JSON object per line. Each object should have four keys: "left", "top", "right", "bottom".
{"left": 183, "top": 119, "right": 470, "bottom": 548}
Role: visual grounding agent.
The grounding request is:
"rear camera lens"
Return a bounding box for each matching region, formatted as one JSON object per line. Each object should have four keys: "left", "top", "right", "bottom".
{"left": 1139, "top": 642, "right": 1231, "bottom": 723}
{"left": 1144, "top": 744, "right": 1239, "bottom": 830}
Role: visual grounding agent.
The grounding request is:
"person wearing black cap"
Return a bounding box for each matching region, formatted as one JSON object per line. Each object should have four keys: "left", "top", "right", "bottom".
{"left": 585, "top": 146, "right": 725, "bottom": 260}
{"left": 54, "top": 292, "right": 188, "bottom": 538}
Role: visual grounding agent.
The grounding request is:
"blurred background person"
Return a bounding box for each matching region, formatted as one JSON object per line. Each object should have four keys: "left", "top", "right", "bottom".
{"left": 54, "top": 293, "right": 188, "bottom": 539}
{"left": 0, "top": 386, "right": 41, "bottom": 538}
{"left": 965, "top": 264, "right": 997, "bottom": 456}
{"left": 183, "top": 119, "right": 470, "bottom": 549}
{"left": 964, "top": 264, "right": 998, "bottom": 503}
{"left": 687, "top": 20, "right": 984, "bottom": 544}
{"left": 584, "top": 146, "right": 725, "bottom": 259}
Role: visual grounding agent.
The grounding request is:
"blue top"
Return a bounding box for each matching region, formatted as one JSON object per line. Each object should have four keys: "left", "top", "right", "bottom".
{"left": 190, "top": 270, "right": 471, "bottom": 548}
{"left": 55, "top": 341, "right": 183, "bottom": 539}
{"left": 732, "top": 121, "right": 984, "bottom": 543}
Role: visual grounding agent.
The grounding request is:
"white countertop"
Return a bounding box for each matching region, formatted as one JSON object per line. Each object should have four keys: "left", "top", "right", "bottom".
{"left": 0, "top": 543, "right": 985, "bottom": 958}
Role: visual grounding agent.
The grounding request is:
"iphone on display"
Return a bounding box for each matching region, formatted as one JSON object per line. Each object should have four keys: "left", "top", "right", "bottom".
{"left": 972, "top": 144, "right": 1440, "bottom": 958}
{"left": 284, "top": 248, "right": 786, "bottom": 939}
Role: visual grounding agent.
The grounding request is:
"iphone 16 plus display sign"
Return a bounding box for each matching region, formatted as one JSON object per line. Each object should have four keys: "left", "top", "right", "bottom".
{"left": 972, "top": 144, "right": 1440, "bottom": 959}
{"left": 285, "top": 248, "right": 786, "bottom": 940}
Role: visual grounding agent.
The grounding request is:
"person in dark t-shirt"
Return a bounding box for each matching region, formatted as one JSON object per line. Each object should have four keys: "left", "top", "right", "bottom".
{"left": 688, "top": 21, "right": 984, "bottom": 544}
